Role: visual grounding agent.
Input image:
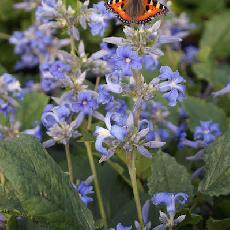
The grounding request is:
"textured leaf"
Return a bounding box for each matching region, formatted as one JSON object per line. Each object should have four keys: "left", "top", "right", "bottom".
{"left": 193, "top": 12, "right": 230, "bottom": 88}
{"left": 148, "top": 151, "right": 193, "bottom": 196}
{"left": 183, "top": 96, "right": 228, "bottom": 131}
{"left": 0, "top": 135, "right": 94, "bottom": 229}
{"left": 198, "top": 128, "right": 230, "bottom": 196}
{"left": 16, "top": 92, "right": 49, "bottom": 129}
{"left": 207, "top": 218, "right": 230, "bottom": 230}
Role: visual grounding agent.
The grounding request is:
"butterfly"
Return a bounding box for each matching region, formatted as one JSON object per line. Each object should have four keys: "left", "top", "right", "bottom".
{"left": 106, "top": 0, "right": 168, "bottom": 25}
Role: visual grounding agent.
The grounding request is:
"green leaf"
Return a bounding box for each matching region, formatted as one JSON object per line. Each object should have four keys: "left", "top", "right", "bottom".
{"left": 193, "top": 62, "right": 230, "bottom": 88}
{"left": 148, "top": 151, "right": 193, "bottom": 196}
{"left": 183, "top": 96, "right": 228, "bottom": 131}
{"left": 198, "top": 127, "right": 230, "bottom": 196}
{"left": 193, "top": 12, "right": 230, "bottom": 88}
{"left": 200, "top": 11, "right": 230, "bottom": 58}
{"left": 0, "top": 135, "right": 94, "bottom": 230}
{"left": 16, "top": 92, "right": 49, "bottom": 129}
{"left": 207, "top": 218, "right": 230, "bottom": 230}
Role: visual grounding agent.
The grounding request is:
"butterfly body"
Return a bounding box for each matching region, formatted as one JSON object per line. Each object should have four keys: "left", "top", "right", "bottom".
{"left": 106, "top": 0, "right": 168, "bottom": 24}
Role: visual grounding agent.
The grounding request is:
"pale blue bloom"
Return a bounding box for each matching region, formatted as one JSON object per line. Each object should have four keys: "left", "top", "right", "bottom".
{"left": 110, "top": 223, "right": 132, "bottom": 230}
{"left": 114, "top": 46, "right": 142, "bottom": 76}
{"left": 95, "top": 112, "right": 165, "bottom": 162}
{"left": 194, "top": 121, "right": 221, "bottom": 145}
{"left": 153, "top": 66, "right": 186, "bottom": 106}
{"left": 73, "top": 176, "right": 94, "bottom": 206}
{"left": 89, "top": 1, "right": 113, "bottom": 36}
{"left": 152, "top": 192, "right": 188, "bottom": 229}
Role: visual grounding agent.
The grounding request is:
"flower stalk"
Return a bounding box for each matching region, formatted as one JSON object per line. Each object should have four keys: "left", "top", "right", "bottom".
{"left": 127, "top": 152, "right": 144, "bottom": 229}
{"left": 84, "top": 141, "right": 108, "bottom": 228}
{"left": 64, "top": 144, "right": 74, "bottom": 183}
{"left": 84, "top": 75, "right": 108, "bottom": 227}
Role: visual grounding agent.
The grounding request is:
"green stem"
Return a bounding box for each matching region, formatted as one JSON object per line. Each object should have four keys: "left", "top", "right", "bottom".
{"left": 84, "top": 142, "right": 108, "bottom": 228}
{"left": 85, "top": 76, "right": 107, "bottom": 226}
{"left": 64, "top": 144, "right": 74, "bottom": 183}
{"left": 127, "top": 153, "right": 144, "bottom": 229}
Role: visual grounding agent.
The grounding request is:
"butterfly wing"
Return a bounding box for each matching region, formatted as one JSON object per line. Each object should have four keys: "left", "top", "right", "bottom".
{"left": 106, "top": 0, "right": 168, "bottom": 24}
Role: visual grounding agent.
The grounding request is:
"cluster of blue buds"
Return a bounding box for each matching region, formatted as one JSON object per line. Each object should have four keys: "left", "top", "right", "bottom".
{"left": 9, "top": 26, "right": 69, "bottom": 69}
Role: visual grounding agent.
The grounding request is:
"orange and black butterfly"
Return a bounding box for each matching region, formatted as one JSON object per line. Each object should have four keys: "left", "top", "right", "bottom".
{"left": 106, "top": 0, "right": 168, "bottom": 24}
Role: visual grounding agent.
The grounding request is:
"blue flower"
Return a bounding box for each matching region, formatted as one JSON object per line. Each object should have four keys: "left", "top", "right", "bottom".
{"left": 182, "top": 46, "right": 198, "bottom": 64}
{"left": 42, "top": 103, "right": 81, "bottom": 147}
{"left": 110, "top": 223, "right": 132, "bottom": 230}
{"left": 152, "top": 192, "right": 188, "bottom": 229}
{"left": 10, "top": 26, "right": 67, "bottom": 69}
{"left": 24, "top": 124, "right": 42, "bottom": 141}
{"left": 98, "top": 85, "right": 114, "bottom": 104}
{"left": 71, "top": 91, "right": 99, "bottom": 115}
{"left": 194, "top": 121, "right": 221, "bottom": 145}
{"left": 40, "top": 60, "right": 71, "bottom": 91}
{"left": 49, "top": 61, "right": 71, "bottom": 79}
{"left": 74, "top": 176, "right": 94, "bottom": 206}
{"left": 94, "top": 112, "right": 132, "bottom": 161}
{"left": 114, "top": 46, "right": 142, "bottom": 76}
{"left": 89, "top": 1, "right": 113, "bottom": 36}
{"left": 36, "top": 0, "right": 58, "bottom": 23}
{"left": 95, "top": 112, "right": 165, "bottom": 162}
{"left": 154, "top": 66, "right": 186, "bottom": 106}
{"left": 142, "top": 55, "right": 158, "bottom": 71}
{"left": 0, "top": 73, "right": 22, "bottom": 115}
{"left": 42, "top": 104, "right": 70, "bottom": 129}
{"left": 152, "top": 192, "right": 189, "bottom": 215}
{"left": 105, "top": 99, "right": 127, "bottom": 114}
{"left": 146, "top": 129, "right": 169, "bottom": 142}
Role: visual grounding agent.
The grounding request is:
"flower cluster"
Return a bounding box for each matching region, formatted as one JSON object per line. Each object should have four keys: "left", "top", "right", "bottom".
{"left": 95, "top": 112, "right": 165, "bottom": 162}
{"left": 0, "top": 73, "right": 42, "bottom": 140}
{"left": 179, "top": 121, "right": 221, "bottom": 149}
{"left": 89, "top": 1, "right": 114, "bottom": 36}
{"left": 0, "top": 73, "right": 22, "bottom": 115}
{"left": 41, "top": 104, "right": 80, "bottom": 147}
{"left": 9, "top": 26, "right": 69, "bottom": 69}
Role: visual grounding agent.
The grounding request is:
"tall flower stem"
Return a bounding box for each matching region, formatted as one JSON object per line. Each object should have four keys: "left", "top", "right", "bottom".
{"left": 84, "top": 76, "right": 107, "bottom": 227}
{"left": 64, "top": 144, "right": 74, "bottom": 183}
{"left": 127, "top": 152, "right": 144, "bottom": 229}
{"left": 84, "top": 142, "right": 108, "bottom": 228}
